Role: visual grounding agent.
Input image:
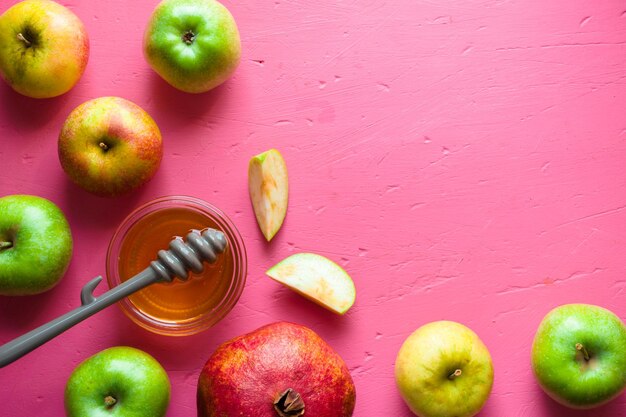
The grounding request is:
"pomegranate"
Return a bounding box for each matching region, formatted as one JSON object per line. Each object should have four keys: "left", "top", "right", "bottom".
{"left": 197, "top": 322, "right": 356, "bottom": 416}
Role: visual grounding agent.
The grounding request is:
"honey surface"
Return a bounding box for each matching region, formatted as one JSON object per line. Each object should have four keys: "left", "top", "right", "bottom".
{"left": 118, "top": 207, "right": 233, "bottom": 323}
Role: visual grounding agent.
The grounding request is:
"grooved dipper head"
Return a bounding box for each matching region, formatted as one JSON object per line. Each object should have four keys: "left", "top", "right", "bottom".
{"left": 151, "top": 228, "right": 227, "bottom": 282}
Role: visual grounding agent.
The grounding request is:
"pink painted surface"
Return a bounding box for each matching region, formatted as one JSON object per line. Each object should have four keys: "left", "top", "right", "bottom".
{"left": 1, "top": 0, "right": 626, "bottom": 415}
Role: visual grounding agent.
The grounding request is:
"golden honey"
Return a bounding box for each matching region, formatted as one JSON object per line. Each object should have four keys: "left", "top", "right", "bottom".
{"left": 118, "top": 207, "right": 234, "bottom": 323}
{"left": 107, "top": 196, "right": 246, "bottom": 336}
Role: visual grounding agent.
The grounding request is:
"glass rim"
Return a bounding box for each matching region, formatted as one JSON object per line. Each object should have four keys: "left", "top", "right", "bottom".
{"left": 106, "top": 195, "right": 247, "bottom": 336}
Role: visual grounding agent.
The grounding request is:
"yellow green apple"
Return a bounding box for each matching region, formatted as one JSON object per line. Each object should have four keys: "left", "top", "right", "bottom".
{"left": 0, "top": 0, "right": 89, "bottom": 98}
{"left": 395, "top": 321, "right": 494, "bottom": 417}
{"left": 143, "top": 0, "right": 241, "bottom": 93}
{"left": 58, "top": 97, "right": 163, "bottom": 197}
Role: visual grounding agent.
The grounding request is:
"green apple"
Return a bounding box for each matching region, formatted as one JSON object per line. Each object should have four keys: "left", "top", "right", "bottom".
{"left": 248, "top": 149, "right": 288, "bottom": 241}
{"left": 267, "top": 253, "right": 356, "bottom": 315}
{"left": 0, "top": 195, "right": 72, "bottom": 296}
{"left": 58, "top": 97, "right": 163, "bottom": 197}
{"left": 143, "top": 0, "right": 241, "bottom": 93}
{"left": 531, "top": 303, "right": 626, "bottom": 408}
{"left": 65, "top": 346, "right": 171, "bottom": 417}
{"left": 0, "top": 0, "right": 89, "bottom": 98}
{"left": 395, "top": 321, "right": 494, "bottom": 417}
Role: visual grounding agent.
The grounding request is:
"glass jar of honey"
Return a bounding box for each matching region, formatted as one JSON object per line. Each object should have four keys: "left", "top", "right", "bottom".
{"left": 106, "top": 196, "right": 246, "bottom": 336}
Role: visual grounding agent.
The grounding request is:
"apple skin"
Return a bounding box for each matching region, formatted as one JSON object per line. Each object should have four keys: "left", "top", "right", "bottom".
{"left": 58, "top": 97, "right": 163, "bottom": 197}
{"left": 65, "top": 346, "right": 171, "bottom": 417}
{"left": 0, "top": 0, "right": 89, "bottom": 98}
{"left": 531, "top": 303, "right": 626, "bottom": 409}
{"left": 395, "top": 321, "right": 494, "bottom": 417}
{"left": 0, "top": 195, "right": 72, "bottom": 296}
{"left": 197, "top": 322, "right": 356, "bottom": 417}
{"left": 143, "top": 0, "right": 241, "bottom": 93}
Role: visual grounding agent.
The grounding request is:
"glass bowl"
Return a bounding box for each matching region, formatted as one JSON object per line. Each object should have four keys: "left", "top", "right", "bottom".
{"left": 106, "top": 196, "right": 246, "bottom": 336}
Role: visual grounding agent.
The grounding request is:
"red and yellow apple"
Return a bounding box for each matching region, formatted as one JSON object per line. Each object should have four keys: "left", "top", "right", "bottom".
{"left": 0, "top": 0, "right": 89, "bottom": 98}
{"left": 58, "top": 97, "right": 162, "bottom": 197}
{"left": 197, "top": 322, "right": 356, "bottom": 417}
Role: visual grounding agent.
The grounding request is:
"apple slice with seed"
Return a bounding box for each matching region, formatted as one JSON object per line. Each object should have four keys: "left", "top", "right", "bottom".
{"left": 267, "top": 253, "right": 356, "bottom": 315}
{"left": 248, "top": 149, "right": 288, "bottom": 241}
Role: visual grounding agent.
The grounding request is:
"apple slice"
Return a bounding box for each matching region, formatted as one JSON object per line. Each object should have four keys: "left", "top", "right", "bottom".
{"left": 248, "top": 149, "right": 289, "bottom": 241}
{"left": 267, "top": 253, "right": 356, "bottom": 315}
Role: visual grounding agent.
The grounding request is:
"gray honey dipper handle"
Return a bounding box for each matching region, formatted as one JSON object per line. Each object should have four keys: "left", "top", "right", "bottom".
{"left": 0, "top": 228, "right": 227, "bottom": 368}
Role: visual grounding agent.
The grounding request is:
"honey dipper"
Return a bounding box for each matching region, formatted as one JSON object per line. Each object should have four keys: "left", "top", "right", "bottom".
{"left": 0, "top": 228, "right": 227, "bottom": 368}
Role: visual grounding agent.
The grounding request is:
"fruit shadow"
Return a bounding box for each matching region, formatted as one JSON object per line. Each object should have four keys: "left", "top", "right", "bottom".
{"left": 59, "top": 174, "right": 161, "bottom": 231}
{"left": 271, "top": 286, "right": 352, "bottom": 338}
{"left": 536, "top": 384, "right": 626, "bottom": 416}
{"left": 108, "top": 306, "right": 229, "bottom": 372}
{"left": 0, "top": 260, "right": 78, "bottom": 337}
{"left": 0, "top": 292, "right": 59, "bottom": 338}
{"left": 392, "top": 392, "right": 417, "bottom": 416}
{"left": 0, "top": 239, "right": 102, "bottom": 342}
{"left": 255, "top": 208, "right": 291, "bottom": 259}
{"left": 0, "top": 82, "right": 70, "bottom": 131}
{"left": 147, "top": 72, "right": 228, "bottom": 128}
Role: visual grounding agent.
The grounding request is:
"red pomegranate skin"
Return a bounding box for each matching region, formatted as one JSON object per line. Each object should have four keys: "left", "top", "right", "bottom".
{"left": 197, "top": 322, "right": 356, "bottom": 417}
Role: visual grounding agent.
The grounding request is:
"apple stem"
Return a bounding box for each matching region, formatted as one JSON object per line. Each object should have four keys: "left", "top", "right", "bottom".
{"left": 99, "top": 142, "right": 109, "bottom": 151}
{"left": 17, "top": 33, "right": 32, "bottom": 47}
{"left": 273, "top": 388, "right": 305, "bottom": 417}
{"left": 182, "top": 30, "right": 196, "bottom": 45}
{"left": 576, "top": 343, "right": 590, "bottom": 361}
{"left": 448, "top": 369, "right": 462, "bottom": 380}
{"left": 104, "top": 395, "right": 117, "bottom": 408}
{"left": 0, "top": 241, "right": 12, "bottom": 250}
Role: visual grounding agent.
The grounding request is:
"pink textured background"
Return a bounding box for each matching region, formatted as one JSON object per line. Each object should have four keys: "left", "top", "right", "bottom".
{"left": 1, "top": 0, "right": 626, "bottom": 415}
